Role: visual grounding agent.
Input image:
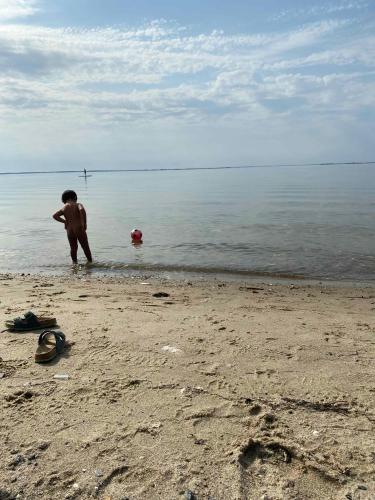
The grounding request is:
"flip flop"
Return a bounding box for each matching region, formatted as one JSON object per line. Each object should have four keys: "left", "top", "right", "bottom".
{"left": 5, "top": 311, "right": 57, "bottom": 332}
{"left": 35, "top": 330, "right": 66, "bottom": 363}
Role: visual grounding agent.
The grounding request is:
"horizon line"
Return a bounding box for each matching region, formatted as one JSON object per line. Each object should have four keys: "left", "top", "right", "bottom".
{"left": 0, "top": 161, "right": 374, "bottom": 175}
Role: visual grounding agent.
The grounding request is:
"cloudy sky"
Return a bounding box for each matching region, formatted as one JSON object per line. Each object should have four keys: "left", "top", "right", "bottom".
{"left": 0, "top": 0, "right": 374, "bottom": 171}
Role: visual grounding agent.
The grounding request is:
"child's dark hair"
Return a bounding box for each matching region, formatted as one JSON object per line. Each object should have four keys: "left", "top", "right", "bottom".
{"left": 61, "top": 190, "right": 77, "bottom": 203}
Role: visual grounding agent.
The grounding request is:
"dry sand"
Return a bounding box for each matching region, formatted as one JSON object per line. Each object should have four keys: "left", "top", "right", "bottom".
{"left": 0, "top": 273, "right": 375, "bottom": 500}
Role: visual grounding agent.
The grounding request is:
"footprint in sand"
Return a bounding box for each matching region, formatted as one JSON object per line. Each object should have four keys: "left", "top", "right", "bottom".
{"left": 235, "top": 439, "right": 347, "bottom": 500}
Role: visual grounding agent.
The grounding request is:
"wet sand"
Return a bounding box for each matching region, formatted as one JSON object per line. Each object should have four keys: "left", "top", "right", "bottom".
{"left": 0, "top": 273, "right": 375, "bottom": 499}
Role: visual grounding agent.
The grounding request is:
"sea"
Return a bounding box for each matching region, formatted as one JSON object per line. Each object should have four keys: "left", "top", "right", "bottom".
{"left": 0, "top": 163, "right": 374, "bottom": 283}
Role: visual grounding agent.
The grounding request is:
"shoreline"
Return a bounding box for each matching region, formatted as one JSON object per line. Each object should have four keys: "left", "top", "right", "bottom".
{"left": 1, "top": 273, "right": 374, "bottom": 499}
{"left": 2, "top": 268, "right": 375, "bottom": 290}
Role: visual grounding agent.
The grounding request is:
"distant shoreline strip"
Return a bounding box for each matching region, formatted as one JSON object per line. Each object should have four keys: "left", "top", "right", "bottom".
{"left": 0, "top": 161, "right": 374, "bottom": 176}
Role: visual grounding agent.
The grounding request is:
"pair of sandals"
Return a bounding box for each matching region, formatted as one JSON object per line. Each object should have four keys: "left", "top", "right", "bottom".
{"left": 5, "top": 311, "right": 66, "bottom": 363}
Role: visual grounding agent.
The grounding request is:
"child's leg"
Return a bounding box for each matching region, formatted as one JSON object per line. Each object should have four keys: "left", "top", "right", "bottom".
{"left": 67, "top": 233, "right": 78, "bottom": 263}
{"left": 77, "top": 230, "right": 93, "bottom": 262}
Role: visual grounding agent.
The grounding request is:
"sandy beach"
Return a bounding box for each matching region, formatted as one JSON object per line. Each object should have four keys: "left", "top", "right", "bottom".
{"left": 0, "top": 273, "right": 374, "bottom": 500}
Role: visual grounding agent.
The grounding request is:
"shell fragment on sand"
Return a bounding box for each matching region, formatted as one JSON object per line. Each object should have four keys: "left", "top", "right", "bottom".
{"left": 161, "top": 345, "right": 182, "bottom": 354}
{"left": 53, "top": 374, "right": 69, "bottom": 380}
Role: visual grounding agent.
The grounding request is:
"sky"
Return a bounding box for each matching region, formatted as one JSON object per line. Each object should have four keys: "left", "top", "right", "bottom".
{"left": 0, "top": 0, "right": 374, "bottom": 171}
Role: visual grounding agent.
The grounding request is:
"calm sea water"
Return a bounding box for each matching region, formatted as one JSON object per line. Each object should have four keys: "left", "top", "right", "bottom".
{"left": 0, "top": 164, "right": 374, "bottom": 282}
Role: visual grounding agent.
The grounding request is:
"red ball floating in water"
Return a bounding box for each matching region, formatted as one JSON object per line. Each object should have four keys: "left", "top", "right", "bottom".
{"left": 131, "top": 228, "right": 143, "bottom": 242}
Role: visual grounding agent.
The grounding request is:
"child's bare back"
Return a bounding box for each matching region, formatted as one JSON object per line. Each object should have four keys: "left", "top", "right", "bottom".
{"left": 63, "top": 202, "right": 86, "bottom": 233}
{"left": 53, "top": 190, "right": 93, "bottom": 263}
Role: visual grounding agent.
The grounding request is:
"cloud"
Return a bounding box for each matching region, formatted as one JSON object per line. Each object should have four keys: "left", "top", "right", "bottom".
{"left": 0, "top": 18, "right": 367, "bottom": 122}
{"left": 0, "top": 12, "right": 374, "bottom": 167}
{"left": 0, "top": 0, "right": 39, "bottom": 22}
{"left": 273, "top": 1, "right": 369, "bottom": 21}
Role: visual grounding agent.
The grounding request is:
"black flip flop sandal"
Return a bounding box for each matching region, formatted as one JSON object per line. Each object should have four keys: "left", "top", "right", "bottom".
{"left": 35, "top": 330, "right": 66, "bottom": 363}
{"left": 5, "top": 311, "right": 57, "bottom": 332}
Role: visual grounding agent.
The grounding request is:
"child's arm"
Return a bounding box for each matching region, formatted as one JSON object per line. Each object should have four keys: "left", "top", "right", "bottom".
{"left": 79, "top": 204, "right": 87, "bottom": 231}
{"left": 53, "top": 209, "right": 66, "bottom": 226}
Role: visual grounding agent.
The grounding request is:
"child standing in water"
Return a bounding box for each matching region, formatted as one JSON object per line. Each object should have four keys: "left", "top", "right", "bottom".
{"left": 53, "top": 190, "right": 93, "bottom": 263}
